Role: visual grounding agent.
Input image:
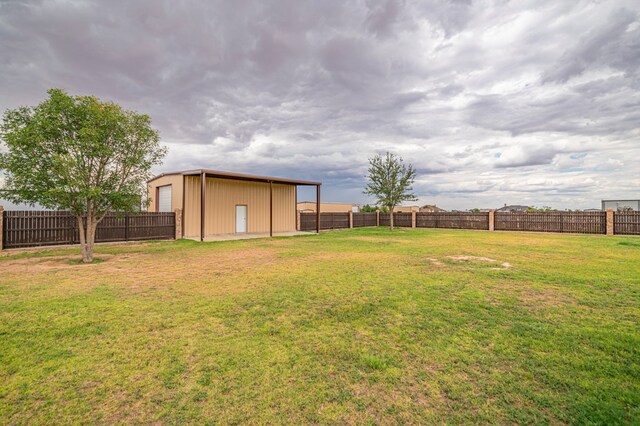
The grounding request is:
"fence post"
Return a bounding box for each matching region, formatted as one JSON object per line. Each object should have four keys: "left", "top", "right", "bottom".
{"left": 376, "top": 210, "right": 380, "bottom": 226}
{"left": 349, "top": 211, "right": 353, "bottom": 229}
{"left": 296, "top": 210, "right": 301, "bottom": 231}
{"left": 606, "top": 208, "right": 614, "bottom": 236}
{"left": 0, "top": 205, "right": 4, "bottom": 251}
{"left": 489, "top": 209, "right": 494, "bottom": 231}
{"left": 174, "top": 208, "right": 182, "bottom": 239}
{"left": 124, "top": 213, "right": 130, "bottom": 241}
{"left": 412, "top": 211, "right": 416, "bottom": 228}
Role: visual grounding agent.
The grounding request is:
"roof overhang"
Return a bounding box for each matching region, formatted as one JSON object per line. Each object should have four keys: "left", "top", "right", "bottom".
{"left": 148, "top": 169, "right": 321, "bottom": 186}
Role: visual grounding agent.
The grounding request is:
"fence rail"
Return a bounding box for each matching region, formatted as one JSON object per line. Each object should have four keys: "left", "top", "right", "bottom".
{"left": 495, "top": 212, "right": 606, "bottom": 234}
{"left": 2, "top": 211, "right": 175, "bottom": 249}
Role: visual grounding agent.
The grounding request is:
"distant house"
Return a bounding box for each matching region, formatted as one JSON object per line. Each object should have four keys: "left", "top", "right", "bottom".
{"left": 393, "top": 205, "right": 419, "bottom": 213}
{"left": 496, "top": 204, "right": 530, "bottom": 212}
{"left": 419, "top": 204, "right": 445, "bottom": 213}
{"left": 297, "top": 201, "right": 359, "bottom": 213}
{"left": 601, "top": 199, "right": 640, "bottom": 211}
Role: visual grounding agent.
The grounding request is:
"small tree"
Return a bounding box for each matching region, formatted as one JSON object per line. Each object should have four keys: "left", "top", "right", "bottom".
{"left": 364, "top": 152, "right": 417, "bottom": 229}
{"left": 0, "top": 89, "right": 166, "bottom": 262}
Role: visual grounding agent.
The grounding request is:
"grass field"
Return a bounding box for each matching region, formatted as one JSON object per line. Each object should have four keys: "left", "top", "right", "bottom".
{"left": 1, "top": 228, "right": 639, "bottom": 424}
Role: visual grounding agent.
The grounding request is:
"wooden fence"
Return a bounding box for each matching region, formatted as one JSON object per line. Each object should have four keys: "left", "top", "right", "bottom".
{"left": 299, "top": 212, "right": 350, "bottom": 231}
{"left": 352, "top": 212, "right": 377, "bottom": 228}
{"left": 495, "top": 212, "right": 606, "bottom": 234}
{"left": 2, "top": 211, "right": 175, "bottom": 249}
{"left": 297, "top": 210, "right": 639, "bottom": 236}
{"left": 379, "top": 213, "right": 413, "bottom": 227}
{"left": 416, "top": 212, "right": 489, "bottom": 230}
{"left": 614, "top": 211, "right": 640, "bottom": 235}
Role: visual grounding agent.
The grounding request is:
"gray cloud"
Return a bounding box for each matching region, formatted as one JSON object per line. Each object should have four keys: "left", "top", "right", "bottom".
{"left": 0, "top": 0, "right": 639, "bottom": 211}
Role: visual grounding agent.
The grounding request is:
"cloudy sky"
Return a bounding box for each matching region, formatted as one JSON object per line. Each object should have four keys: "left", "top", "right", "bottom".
{"left": 1, "top": 0, "right": 639, "bottom": 210}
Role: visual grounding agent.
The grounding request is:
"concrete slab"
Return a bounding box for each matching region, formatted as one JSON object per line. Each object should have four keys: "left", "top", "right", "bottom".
{"left": 199, "top": 231, "right": 315, "bottom": 242}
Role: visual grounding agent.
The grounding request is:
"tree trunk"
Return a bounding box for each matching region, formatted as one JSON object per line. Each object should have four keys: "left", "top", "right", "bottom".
{"left": 77, "top": 214, "right": 97, "bottom": 263}
{"left": 76, "top": 214, "right": 91, "bottom": 262}
{"left": 85, "top": 214, "right": 96, "bottom": 263}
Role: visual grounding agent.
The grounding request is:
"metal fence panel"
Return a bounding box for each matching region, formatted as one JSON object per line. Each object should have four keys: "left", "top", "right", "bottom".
{"left": 2, "top": 211, "right": 175, "bottom": 249}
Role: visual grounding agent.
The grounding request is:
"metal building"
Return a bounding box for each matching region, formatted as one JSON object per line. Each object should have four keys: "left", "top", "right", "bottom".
{"left": 601, "top": 200, "right": 640, "bottom": 211}
{"left": 148, "top": 169, "right": 321, "bottom": 240}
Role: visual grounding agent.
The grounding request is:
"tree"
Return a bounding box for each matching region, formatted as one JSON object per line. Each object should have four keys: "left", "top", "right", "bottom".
{"left": 364, "top": 152, "right": 417, "bottom": 229}
{"left": 0, "top": 89, "right": 166, "bottom": 262}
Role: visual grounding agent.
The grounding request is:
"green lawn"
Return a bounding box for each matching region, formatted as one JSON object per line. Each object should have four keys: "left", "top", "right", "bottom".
{"left": 1, "top": 228, "right": 639, "bottom": 424}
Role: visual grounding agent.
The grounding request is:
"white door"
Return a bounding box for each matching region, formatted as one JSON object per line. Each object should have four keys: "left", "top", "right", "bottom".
{"left": 158, "top": 186, "right": 172, "bottom": 212}
{"left": 235, "top": 205, "right": 247, "bottom": 233}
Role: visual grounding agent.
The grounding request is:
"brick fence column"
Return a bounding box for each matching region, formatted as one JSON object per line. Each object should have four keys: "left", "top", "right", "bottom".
{"left": 376, "top": 210, "right": 380, "bottom": 226}
{"left": 606, "top": 208, "right": 614, "bottom": 236}
{"left": 488, "top": 209, "right": 495, "bottom": 231}
{"left": 412, "top": 211, "right": 416, "bottom": 228}
{"left": 174, "top": 208, "right": 182, "bottom": 239}
{"left": 296, "top": 210, "right": 301, "bottom": 231}
{"left": 349, "top": 211, "right": 353, "bottom": 228}
{"left": 0, "top": 205, "right": 3, "bottom": 251}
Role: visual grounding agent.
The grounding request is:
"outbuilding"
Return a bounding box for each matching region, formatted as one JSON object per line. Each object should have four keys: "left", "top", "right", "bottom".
{"left": 147, "top": 169, "right": 321, "bottom": 240}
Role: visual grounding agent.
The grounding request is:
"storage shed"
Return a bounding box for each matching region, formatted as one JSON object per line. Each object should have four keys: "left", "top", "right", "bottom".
{"left": 148, "top": 169, "right": 321, "bottom": 240}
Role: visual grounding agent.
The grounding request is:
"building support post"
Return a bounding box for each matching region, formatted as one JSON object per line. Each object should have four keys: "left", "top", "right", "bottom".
{"left": 269, "top": 181, "right": 273, "bottom": 237}
{"left": 181, "top": 175, "right": 186, "bottom": 238}
{"left": 488, "top": 209, "right": 495, "bottom": 231}
{"left": 411, "top": 211, "right": 416, "bottom": 228}
{"left": 606, "top": 208, "right": 614, "bottom": 236}
{"left": 316, "top": 185, "right": 321, "bottom": 234}
{"left": 200, "top": 171, "right": 205, "bottom": 242}
{"left": 0, "top": 205, "right": 4, "bottom": 251}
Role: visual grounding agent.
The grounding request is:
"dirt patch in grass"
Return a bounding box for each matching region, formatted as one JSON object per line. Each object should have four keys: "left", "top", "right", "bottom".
{"left": 425, "top": 258, "right": 445, "bottom": 267}
{"left": 446, "top": 256, "right": 511, "bottom": 270}
{"left": 0, "top": 253, "right": 123, "bottom": 271}
{"left": 425, "top": 256, "right": 511, "bottom": 270}
{"left": 517, "top": 288, "right": 577, "bottom": 308}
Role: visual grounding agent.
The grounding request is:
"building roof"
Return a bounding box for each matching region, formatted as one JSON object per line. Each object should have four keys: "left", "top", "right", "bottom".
{"left": 149, "top": 169, "right": 321, "bottom": 186}
{"left": 496, "top": 204, "right": 530, "bottom": 211}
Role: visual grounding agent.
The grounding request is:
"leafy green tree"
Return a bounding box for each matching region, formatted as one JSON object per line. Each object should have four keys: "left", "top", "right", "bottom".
{"left": 364, "top": 152, "right": 417, "bottom": 229}
{"left": 361, "top": 204, "right": 376, "bottom": 212}
{"left": 0, "top": 89, "right": 166, "bottom": 262}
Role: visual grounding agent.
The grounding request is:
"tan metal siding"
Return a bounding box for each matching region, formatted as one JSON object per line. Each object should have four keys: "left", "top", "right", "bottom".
{"left": 183, "top": 176, "right": 201, "bottom": 238}
{"left": 204, "top": 178, "right": 269, "bottom": 234}
{"left": 180, "top": 176, "right": 297, "bottom": 237}
{"left": 147, "top": 175, "right": 183, "bottom": 213}
{"left": 272, "top": 184, "right": 296, "bottom": 232}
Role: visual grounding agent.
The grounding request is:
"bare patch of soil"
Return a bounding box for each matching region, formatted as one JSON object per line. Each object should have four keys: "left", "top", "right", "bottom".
{"left": 427, "top": 255, "right": 511, "bottom": 270}
{"left": 425, "top": 258, "right": 445, "bottom": 267}
{"left": 447, "top": 255, "right": 511, "bottom": 270}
